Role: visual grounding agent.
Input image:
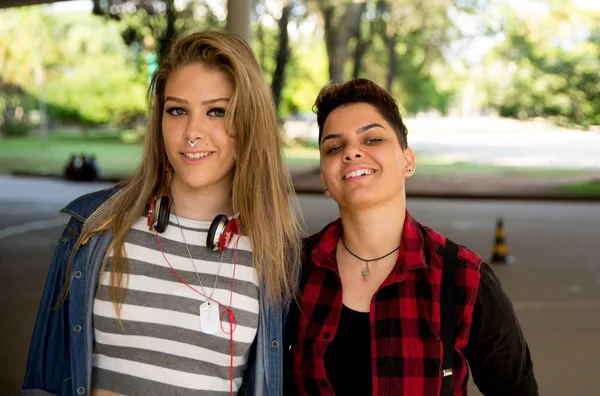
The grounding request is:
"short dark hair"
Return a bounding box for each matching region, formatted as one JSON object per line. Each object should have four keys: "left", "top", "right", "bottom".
{"left": 313, "top": 78, "right": 408, "bottom": 149}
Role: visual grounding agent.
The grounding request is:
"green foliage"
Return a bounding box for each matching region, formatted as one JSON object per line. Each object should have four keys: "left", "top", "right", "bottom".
{"left": 280, "top": 37, "right": 330, "bottom": 117}
{"left": 481, "top": 3, "right": 600, "bottom": 128}
{"left": 252, "top": 17, "right": 280, "bottom": 83}
{"left": 1, "top": 0, "right": 597, "bottom": 130}
{"left": 4, "top": 121, "right": 29, "bottom": 137}
{"left": 0, "top": 8, "right": 147, "bottom": 128}
{"left": 93, "top": 1, "right": 225, "bottom": 59}
{"left": 44, "top": 55, "right": 147, "bottom": 126}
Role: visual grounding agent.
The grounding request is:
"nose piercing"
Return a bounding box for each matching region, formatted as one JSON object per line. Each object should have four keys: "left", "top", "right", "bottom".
{"left": 187, "top": 138, "right": 198, "bottom": 148}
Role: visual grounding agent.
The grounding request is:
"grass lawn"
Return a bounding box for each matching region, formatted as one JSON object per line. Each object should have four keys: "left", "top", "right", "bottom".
{"left": 0, "top": 131, "right": 586, "bottom": 179}
{"left": 0, "top": 133, "right": 143, "bottom": 178}
{"left": 558, "top": 181, "right": 600, "bottom": 195}
{"left": 0, "top": 132, "right": 322, "bottom": 178}
{"left": 412, "top": 155, "right": 582, "bottom": 177}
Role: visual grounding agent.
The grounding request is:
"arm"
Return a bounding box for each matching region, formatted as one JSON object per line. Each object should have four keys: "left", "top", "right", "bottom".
{"left": 21, "top": 217, "right": 81, "bottom": 395}
{"left": 463, "top": 262, "right": 539, "bottom": 396}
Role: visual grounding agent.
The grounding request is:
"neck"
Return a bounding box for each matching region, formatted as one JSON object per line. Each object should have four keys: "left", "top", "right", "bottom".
{"left": 169, "top": 178, "right": 234, "bottom": 221}
{"left": 338, "top": 197, "right": 406, "bottom": 259}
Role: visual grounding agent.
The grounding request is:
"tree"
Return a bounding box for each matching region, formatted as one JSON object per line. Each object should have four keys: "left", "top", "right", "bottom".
{"left": 352, "top": 1, "right": 370, "bottom": 78}
{"left": 254, "top": 0, "right": 311, "bottom": 116}
{"left": 271, "top": 0, "right": 293, "bottom": 116}
{"left": 313, "top": 0, "right": 365, "bottom": 83}
{"left": 480, "top": 1, "right": 600, "bottom": 127}
{"left": 370, "top": 0, "right": 487, "bottom": 100}
{"left": 0, "top": 7, "right": 148, "bottom": 131}
{"left": 91, "top": 0, "right": 222, "bottom": 61}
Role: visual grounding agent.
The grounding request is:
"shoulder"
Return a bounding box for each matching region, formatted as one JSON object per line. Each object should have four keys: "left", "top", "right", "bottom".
{"left": 60, "top": 184, "right": 122, "bottom": 224}
{"left": 419, "top": 221, "right": 484, "bottom": 273}
{"left": 302, "top": 219, "right": 340, "bottom": 258}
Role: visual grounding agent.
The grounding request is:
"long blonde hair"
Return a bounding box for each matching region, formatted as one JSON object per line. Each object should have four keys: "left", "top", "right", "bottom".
{"left": 58, "top": 31, "right": 303, "bottom": 313}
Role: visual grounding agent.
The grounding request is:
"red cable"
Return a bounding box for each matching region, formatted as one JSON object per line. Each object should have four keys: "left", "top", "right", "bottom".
{"left": 155, "top": 229, "right": 239, "bottom": 396}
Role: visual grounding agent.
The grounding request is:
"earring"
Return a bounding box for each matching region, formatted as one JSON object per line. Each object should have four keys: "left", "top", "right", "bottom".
{"left": 407, "top": 168, "right": 412, "bottom": 173}
{"left": 323, "top": 187, "right": 329, "bottom": 196}
{"left": 165, "top": 162, "right": 174, "bottom": 191}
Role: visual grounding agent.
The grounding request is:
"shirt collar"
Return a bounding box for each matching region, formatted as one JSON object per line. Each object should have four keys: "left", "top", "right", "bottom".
{"left": 311, "top": 210, "right": 429, "bottom": 279}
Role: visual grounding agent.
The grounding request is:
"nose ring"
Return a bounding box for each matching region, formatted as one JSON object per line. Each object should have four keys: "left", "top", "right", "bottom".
{"left": 187, "top": 138, "right": 198, "bottom": 148}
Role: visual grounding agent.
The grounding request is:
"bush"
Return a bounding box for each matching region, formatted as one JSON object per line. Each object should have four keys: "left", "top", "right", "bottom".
{"left": 3, "top": 121, "right": 29, "bottom": 137}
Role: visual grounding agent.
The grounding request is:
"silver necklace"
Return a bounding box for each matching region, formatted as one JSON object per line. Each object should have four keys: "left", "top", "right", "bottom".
{"left": 170, "top": 194, "right": 226, "bottom": 302}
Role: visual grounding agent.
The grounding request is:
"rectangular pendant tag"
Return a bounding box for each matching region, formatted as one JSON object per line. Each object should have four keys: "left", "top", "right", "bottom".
{"left": 199, "top": 301, "right": 221, "bottom": 334}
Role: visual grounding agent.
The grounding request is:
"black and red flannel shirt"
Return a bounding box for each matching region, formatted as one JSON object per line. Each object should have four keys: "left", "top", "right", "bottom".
{"left": 286, "top": 210, "right": 537, "bottom": 396}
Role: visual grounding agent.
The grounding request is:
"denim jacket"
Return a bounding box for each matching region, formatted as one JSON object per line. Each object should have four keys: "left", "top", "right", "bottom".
{"left": 20, "top": 187, "right": 286, "bottom": 396}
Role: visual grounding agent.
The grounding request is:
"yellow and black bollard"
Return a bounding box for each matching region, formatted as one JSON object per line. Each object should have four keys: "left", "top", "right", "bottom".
{"left": 490, "top": 217, "right": 513, "bottom": 264}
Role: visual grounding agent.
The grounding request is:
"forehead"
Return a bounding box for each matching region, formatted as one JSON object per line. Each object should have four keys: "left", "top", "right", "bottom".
{"left": 165, "top": 63, "right": 232, "bottom": 98}
{"left": 323, "top": 103, "right": 389, "bottom": 133}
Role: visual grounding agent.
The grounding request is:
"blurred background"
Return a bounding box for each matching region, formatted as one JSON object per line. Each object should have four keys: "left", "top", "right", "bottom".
{"left": 0, "top": 0, "right": 599, "bottom": 395}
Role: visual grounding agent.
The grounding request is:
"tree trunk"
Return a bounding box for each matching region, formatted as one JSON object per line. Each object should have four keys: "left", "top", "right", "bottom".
{"left": 256, "top": 14, "right": 266, "bottom": 67}
{"left": 271, "top": 2, "right": 292, "bottom": 117}
{"left": 352, "top": 2, "right": 368, "bottom": 79}
{"left": 227, "top": 0, "right": 253, "bottom": 44}
{"left": 385, "top": 0, "right": 400, "bottom": 92}
{"left": 322, "top": 2, "right": 364, "bottom": 83}
{"left": 386, "top": 32, "right": 397, "bottom": 92}
{"left": 158, "top": 0, "right": 176, "bottom": 60}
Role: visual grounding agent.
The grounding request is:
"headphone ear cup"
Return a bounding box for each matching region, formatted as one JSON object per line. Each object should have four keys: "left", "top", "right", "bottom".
{"left": 220, "top": 218, "right": 240, "bottom": 251}
{"left": 207, "top": 214, "right": 229, "bottom": 252}
{"left": 156, "top": 196, "right": 170, "bottom": 233}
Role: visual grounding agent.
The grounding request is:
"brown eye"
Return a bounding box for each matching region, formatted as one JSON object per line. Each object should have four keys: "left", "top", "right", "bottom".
{"left": 326, "top": 145, "right": 342, "bottom": 155}
{"left": 165, "top": 107, "right": 186, "bottom": 116}
{"left": 207, "top": 108, "right": 226, "bottom": 117}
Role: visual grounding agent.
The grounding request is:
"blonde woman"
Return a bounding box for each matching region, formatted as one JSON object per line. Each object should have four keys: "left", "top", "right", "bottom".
{"left": 21, "top": 31, "right": 302, "bottom": 396}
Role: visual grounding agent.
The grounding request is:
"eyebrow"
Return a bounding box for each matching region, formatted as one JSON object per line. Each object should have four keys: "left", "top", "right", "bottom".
{"left": 164, "top": 96, "right": 230, "bottom": 105}
{"left": 320, "top": 122, "right": 385, "bottom": 144}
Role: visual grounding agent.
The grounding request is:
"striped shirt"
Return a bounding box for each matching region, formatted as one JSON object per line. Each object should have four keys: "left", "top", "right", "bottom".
{"left": 92, "top": 215, "right": 259, "bottom": 395}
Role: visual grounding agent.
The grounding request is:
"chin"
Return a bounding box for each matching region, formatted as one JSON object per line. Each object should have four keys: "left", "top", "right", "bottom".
{"left": 176, "top": 174, "right": 212, "bottom": 189}
{"left": 338, "top": 190, "right": 376, "bottom": 208}
{"left": 182, "top": 172, "right": 234, "bottom": 191}
{"left": 339, "top": 186, "right": 404, "bottom": 209}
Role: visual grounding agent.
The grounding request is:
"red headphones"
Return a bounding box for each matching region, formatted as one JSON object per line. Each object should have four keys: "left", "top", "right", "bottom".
{"left": 147, "top": 194, "right": 240, "bottom": 252}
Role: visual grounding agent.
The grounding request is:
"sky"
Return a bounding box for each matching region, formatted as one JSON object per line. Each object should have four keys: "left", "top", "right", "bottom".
{"left": 572, "top": 0, "right": 600, "bottom": 9}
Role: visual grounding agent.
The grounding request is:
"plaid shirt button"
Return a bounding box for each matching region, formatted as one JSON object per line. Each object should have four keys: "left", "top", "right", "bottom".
{"left": 320, "top": 380, "right": 328, "bottom": 387}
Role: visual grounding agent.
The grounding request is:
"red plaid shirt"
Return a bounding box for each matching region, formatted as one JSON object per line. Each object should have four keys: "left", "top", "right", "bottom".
{"left": 289, "top": 211, "right": 483, "bottom": 396}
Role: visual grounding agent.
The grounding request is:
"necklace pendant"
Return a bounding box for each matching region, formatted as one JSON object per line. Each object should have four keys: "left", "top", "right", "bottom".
{"left": 361, "top": 263, "right": 371, "bottom": 280}
{"left": 199, "top": 301, "right": 221, "bottom": 334}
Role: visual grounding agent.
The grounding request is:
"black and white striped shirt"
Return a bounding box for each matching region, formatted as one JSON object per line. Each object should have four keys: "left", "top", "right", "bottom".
{"left": 92, "top": 215, "right": 259, "bottom": 395}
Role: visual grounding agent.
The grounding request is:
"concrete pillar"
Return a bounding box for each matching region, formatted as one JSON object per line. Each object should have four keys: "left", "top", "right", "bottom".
{"left": 227, "top": 0, "right": 252, "bottom": 45}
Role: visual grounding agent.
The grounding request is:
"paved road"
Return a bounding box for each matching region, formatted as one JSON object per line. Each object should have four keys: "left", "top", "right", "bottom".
{"left": 286, "top": 116, "right": 600, "bottom": 170}
{"left": 406, "top": 117, "right": 600, "bottom": 170}
{"left": 1, "top": 175, "right": 599, "bottom": 395}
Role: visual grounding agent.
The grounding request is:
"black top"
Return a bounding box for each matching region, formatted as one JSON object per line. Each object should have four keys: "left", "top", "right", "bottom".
{"left": 283, "top": 230, "right": 538, "bottom": 396}
{"left": 283, "top": 262, "right": 538, "bottom": 396}
{"left": 323, "top": 305, "right": 372, "bottom": 395}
